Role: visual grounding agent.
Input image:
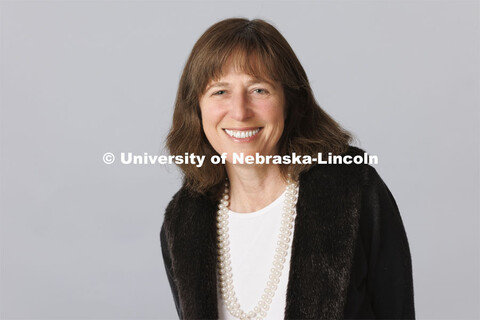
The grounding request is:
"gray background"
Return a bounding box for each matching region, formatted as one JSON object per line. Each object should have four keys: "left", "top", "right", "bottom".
{"left": 1, "top": 0, "right": 479, "bottom": 319}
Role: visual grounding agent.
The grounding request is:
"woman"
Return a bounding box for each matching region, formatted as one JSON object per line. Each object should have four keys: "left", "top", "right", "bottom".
{"left": 160, "top": 18, "right": 415, "bottom": 320}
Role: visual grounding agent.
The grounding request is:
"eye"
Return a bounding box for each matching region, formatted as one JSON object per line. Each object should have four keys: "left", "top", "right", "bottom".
{"left": 253, "top": 88, "right": 268, "bottom": 94}
{"left": 213, "top": 90, "right": 226, "bottom": 96}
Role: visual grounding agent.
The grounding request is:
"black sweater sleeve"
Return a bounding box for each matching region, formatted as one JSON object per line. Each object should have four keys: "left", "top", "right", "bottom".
{"left": 160, "top": 224, "right": 183, "bottom": 319}
{"left": 344, "top": 167, "right": 415, "bottom": 319}
{"left": 365, "top": 168, "right": 415, "bottom": 319}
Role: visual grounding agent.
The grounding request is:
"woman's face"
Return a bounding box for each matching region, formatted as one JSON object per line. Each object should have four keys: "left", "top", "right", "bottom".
{"left": 199, "top": 63, "right": 286, "bottom": 163}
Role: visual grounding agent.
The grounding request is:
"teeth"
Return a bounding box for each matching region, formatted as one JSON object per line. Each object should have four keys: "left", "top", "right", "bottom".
{"left": 225, "top": 128, "right": 260, "bottom": 139}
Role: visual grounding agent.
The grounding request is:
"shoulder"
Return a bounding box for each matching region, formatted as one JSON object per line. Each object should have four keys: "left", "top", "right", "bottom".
{"left": 162, "top": 183, "right": 216, "bottom": 237}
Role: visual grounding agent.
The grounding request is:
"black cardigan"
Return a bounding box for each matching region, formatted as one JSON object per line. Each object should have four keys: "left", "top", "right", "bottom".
{"left": 160, "top": 146, "right": 415, "bottom": 319}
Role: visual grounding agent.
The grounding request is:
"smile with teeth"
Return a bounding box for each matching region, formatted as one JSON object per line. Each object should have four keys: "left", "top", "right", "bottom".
{"left": 224, "top": 128, "right": 261, "bottom": 139}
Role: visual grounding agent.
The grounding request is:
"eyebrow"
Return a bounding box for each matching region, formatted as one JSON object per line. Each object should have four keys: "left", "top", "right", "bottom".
{"left": 205, "top": 79, "right": 275, "bottom": 92}
{"left": 206, "top": 82, "right": 229, "bottom": 91}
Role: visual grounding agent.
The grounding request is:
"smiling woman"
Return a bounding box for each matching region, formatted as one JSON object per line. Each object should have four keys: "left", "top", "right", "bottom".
{"left": 160, "top": 18, "right": 415, "bottom": 320}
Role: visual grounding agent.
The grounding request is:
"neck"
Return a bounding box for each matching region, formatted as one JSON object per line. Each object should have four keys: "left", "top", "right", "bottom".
{"left": 224, "top": 163, "right": 287, "bottom": 213}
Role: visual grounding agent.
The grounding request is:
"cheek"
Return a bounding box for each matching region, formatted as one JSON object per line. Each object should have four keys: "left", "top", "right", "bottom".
{"left": 263, "top": 96, "right": 285, "bottom": 120}
{"left": 266, "top": 105, "right": 286, "bottom": 127}
{"left": 200, "top": 107, "right": 224, "bottom": 136}
{"left": 264, "top": 101, "right": 285, "bottom": 140}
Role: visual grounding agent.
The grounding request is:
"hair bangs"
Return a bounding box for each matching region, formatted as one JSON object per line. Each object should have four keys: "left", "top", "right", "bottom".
{"left": 196, "top": 35, "right": 282, "bottom": 97}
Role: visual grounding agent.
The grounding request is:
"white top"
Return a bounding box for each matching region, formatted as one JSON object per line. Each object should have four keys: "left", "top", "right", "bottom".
{"left": 217, "top": 188, "right": 296, "bottom": 319}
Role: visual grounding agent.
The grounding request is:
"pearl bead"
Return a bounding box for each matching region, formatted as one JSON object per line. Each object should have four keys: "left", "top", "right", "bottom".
{"left": 272, "top": 261, "right": 283, "bottom": 276}
{"left": 259, "top": 300, "right": 269, "bottom": 308}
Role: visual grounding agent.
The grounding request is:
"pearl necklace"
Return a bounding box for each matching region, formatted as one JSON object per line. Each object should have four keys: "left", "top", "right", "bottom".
{"left": 216, "top": 174, "right": 299, "bottom": 320}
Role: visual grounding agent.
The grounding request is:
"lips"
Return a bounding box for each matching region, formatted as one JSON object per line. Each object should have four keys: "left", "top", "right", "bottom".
{"left": 222, "top": 127, "right": 262, "bottom": 140}
{"left": 224, "top": 128, "right": 261, "bottom": 139}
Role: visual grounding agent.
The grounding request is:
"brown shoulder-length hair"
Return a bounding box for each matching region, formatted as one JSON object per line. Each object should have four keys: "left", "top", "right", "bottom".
{"left": 167, "top": 18, "right": 353, "bottom": 200}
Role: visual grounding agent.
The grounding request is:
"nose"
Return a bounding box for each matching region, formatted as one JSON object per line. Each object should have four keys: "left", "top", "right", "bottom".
{"left": 229, "top": 91, "right": 252, "bottom": 121}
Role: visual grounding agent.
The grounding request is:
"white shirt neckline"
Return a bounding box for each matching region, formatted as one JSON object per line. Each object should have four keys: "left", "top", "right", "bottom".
{"left": 227, "top": 188, "right": 287, "bottom": 218}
